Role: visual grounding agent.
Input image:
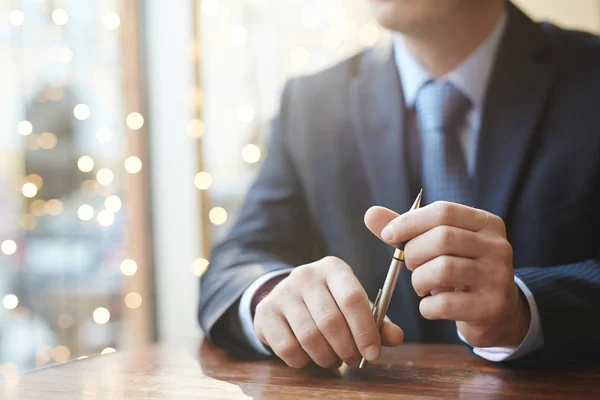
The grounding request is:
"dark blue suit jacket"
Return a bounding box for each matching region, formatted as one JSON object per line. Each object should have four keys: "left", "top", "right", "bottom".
{"left": 199, "top": 4, "right": 600, "bottom": 365}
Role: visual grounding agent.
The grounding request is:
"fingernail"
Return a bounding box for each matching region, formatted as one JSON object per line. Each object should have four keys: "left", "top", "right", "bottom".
{"left": 381, "top": 224, "right": 394, "bottom": 242}
{"left": 364, "top": 346, "right": 380, "bottom": 362}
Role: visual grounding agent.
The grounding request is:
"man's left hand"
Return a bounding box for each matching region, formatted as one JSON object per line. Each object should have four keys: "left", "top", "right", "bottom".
{"left": 364, "top": 201, "right": 530, "bottom": 349}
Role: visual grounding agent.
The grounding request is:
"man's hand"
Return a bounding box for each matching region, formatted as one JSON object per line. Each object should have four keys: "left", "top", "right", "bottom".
{"left": 364, "top": 201, "right": 530, "bottom": 349}
{"left": 253, "top": 256, "right": 404, "bottom": 368}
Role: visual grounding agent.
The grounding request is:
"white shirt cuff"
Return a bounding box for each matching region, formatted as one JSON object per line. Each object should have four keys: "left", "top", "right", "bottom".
{"left": 238, "top": 268, "right": 294, "bottom": 356}
{"left": 458, "top": 275, "right": 544, "bottom": 362}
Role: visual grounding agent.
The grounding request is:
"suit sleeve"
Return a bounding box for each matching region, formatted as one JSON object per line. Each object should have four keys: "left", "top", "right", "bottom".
{"left": 197, "top": 80, "right": 325, "bottom": 357}
{"left": 512, "top": 258, "right": 600, "bottom": 365}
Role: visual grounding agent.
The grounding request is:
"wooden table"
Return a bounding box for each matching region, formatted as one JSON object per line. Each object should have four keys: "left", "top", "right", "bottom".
{"left": 3, "top": 340, "right": 600, "bottom": 399}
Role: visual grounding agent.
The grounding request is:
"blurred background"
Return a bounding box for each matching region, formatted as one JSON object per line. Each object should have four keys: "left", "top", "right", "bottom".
{"left": 1, "top": 0, "right": 599, "bottom": 377}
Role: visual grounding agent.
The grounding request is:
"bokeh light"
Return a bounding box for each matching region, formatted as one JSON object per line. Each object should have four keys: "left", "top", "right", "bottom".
{"left": 92, "top": 307, "right": 110, "bottom": 324}
{"left": 1, "top": 240, "right": 17, "bottom": 256}
{"left": 194, "top": 172, "right": 212, "bottom": 190}
{"left": 3, "top": 294, "right": 19, "bottom": 310}
{"left": 209, "top": 207, "right": 227, "bottom": 225}
{"left": 120, "top": 259, "right": 138, "bottom": 276}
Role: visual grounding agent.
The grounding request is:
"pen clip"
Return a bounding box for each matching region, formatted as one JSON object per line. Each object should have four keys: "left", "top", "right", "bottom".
{"left": 371, "top": 288, "right": 382, "bottom": 319}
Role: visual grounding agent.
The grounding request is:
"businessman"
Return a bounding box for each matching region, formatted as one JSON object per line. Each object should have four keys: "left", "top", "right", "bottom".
{"left": 199, "top": 0, "right": 600, "bottom": 368}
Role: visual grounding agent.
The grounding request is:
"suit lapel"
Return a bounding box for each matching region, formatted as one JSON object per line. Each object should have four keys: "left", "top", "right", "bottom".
{"left": 475, "top": 4, "right": 557, "bottom": 219}
{"left": 348, "top": 45, "right": 425, "bottom": 341}
{"left": 349, "top": 44, "right": 413, "bottom": 220}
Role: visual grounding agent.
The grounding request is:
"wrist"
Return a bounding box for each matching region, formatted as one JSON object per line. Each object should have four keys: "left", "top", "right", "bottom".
{"left": 500, "top": 283, "right": 531, "bottom": 348}
{"left": 250, "top": 274, "right": 288, "bottom": 319}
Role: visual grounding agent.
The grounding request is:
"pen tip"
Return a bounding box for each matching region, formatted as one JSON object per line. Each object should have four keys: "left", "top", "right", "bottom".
{"left": 411, "top": 189, "right": 423, "bottom": 210}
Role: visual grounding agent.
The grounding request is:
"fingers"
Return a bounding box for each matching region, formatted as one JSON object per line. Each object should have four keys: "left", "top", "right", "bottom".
{"left": 419, "top": 291, "right": 485, "bottom": 322}
{"left": 366, "top": 202, "right": 501, "bottom": 246}
{"left": 380, "top": 320, "right": 404, "bottom": 347}
{"left": 326, "top": 268, "right": 382, "bottom": 362}
{"left": 404, "top": 227, "right": 489, "bottom": 270}
{"left": 303, "top": 282, "right": 361, "bottom": 365}
{"left": 283, "top": 298, "right": 341, "bottom": 368}
{"left": 411, "top": 256, "right": 482, "bottom": 297}
{"left": 256, "top": 310, "right": 311, "bottom": 368}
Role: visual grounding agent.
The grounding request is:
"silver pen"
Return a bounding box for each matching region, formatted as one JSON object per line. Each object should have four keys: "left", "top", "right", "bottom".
{"left": 359, "top": 189, "right": 423, "bottom": 369}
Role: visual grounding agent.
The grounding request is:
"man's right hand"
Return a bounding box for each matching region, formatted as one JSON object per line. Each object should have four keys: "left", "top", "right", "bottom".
{"left": 253, "top": 256, "right": 404, "bottom": 368}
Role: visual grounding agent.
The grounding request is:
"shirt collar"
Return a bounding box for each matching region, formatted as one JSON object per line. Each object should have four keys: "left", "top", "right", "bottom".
{"left": 392, "top": 11, "right": 508, "bottom": 109}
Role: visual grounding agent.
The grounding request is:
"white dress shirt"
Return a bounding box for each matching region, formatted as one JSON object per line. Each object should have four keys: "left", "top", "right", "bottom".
{"left": 239, "top": 10, "right": 543, "bottom": 361}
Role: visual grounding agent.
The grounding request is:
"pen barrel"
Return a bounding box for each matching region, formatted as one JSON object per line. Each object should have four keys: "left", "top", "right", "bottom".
{"left": 374, "top": 257, "right": 403, "bottom": 328}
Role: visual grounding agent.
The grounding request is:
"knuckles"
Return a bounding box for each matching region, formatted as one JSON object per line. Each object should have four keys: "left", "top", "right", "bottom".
{"left": 316, "top": 311, "right": 344, "bottom": 333}
{"left": 435, "top": 226, "right": 456, "bottom": 250}
{"left": 436, "top": 256, "right": 455, "bottom": 286}
{"left": 296, "top": 326, "right": 321, "bottom": 348}
{"left": 339, "top": 288, "right": 365, "bottom": 311}
{"left": 274, "top": 342, "right": 307, "bottom": 368}
{"left": 433, "top": 201, "right": 459, "bottom": 225}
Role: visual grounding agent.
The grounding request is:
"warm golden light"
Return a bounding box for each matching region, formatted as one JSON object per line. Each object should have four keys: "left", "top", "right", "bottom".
{"left": 9, "top": 10, "right": 25, "bottom": 26}
{"left": 31, "top": 200, "right": 46, "bottom": 217}
{"left": 104, "top": 195, "right": 122, "bottom": 213}
{"left": 46, "top": 85, "right": 65, "bottom": 101}
{"left": 77, "top": 204, "right": 95, "bottom": 221}
{"left": 25, "top": 135, "right": 40, "bottom": 150}
{"left": 96, "top": 127, "right": 113, "bottom": 143}
{"left": 73, "top": 104, "right": 90, "bottom": 120}
{"left": 93, "top": 307, "right": 110, "bottom": 324}
{"left": 20, "top": 214, "right": 37, "bottom": 230}
{"left": 103, "top": 12, "right": 121, "bottom": 30}
{"left": 125, "top": 292, "right": 142, "bottom": 309}
{"left": 52, "top": 346, "right": 71, "bottom": 363}
{"left": 35, "top": 347, "right": 51, "bottom": 366}
{"left": 242, "top": 144, "right": 261, "bottom": 164}
{"left": 190, "top": 87, "right": 203, "bottom": 108}
{"left": 120, "top": 259, "right": 138, "bottom": 276}
{"left": 194, "top": 171, "right": 212, "bottom": 190}
{"left": 101, "top": 347, "right": 116, "bottom": 355}
{"left": 126, "top": 112, "right": 144, "bottom": 130}
{"left": 46, "top": 199, "right": 64, "bottom": 216}
{"left": 96, "top": 168, "right": 114, "bottom": 185}
{"left": 26, "top": 174, "right": 44, "bottom": 188}
{"left": 187, "top": 119, "right": 204, "bottom": 138}
{"left": 209, "top": 207, "right": 228, "bottom": 225}
{"left": 192, "top": 258, "right": 209, "bottom": 276}
{"left": 52, "top": 8, "right": 69, "bottom": 25}
{"left": 97, "top": 210, "right": 115, "bottom": 227}
{"left": 57, "top": 313, "right": 74, "bottom": 329}
{"left": 3, "top": 294, "right": 19, "bottom": 310}
{"left": 22, "top": 182, "right": 38, "bottom": 198}
{"left": 1, "top": 240, "right": 17, "bottom": 256}
{"left": 124, "top": 156, "right": 142, "bottom": 174}
{"left": 17, "top": 120, "right": 33, "bottom": 136}
{"left": 39, "top": 132, "right": 58, "bottom": 149}
{"left": 77, "top": 156, "right": 95, "bottom": 172}
{"left": 237, "top": 104, "right": 255, "bottom": 123}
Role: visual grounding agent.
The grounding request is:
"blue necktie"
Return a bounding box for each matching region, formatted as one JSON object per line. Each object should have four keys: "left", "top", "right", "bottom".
{"left": 416, "top": 81, "right": 473, "bottom": 206}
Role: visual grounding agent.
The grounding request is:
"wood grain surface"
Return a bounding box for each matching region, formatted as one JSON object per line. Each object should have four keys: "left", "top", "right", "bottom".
{"left": 2, "top": 340, "right": 600, "bottom": 399}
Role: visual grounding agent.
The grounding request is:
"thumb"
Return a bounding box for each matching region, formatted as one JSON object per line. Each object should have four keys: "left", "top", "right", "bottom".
{"left": 364, "top": 206, "right": 400, "bottom": 244}
{"left": 381, "top": 316, "right": 404, "bottom": 347}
